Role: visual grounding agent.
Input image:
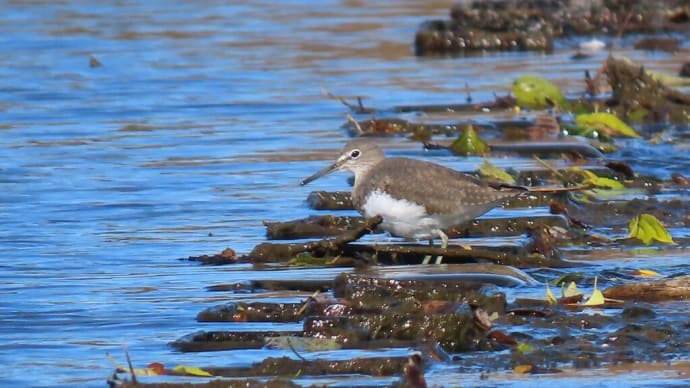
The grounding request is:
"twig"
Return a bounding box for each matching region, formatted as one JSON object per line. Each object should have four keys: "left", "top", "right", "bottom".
{"left": 533, "top": 156, "right": 567, "bottom": 182}
{"left": 286, "top": 337, "right": 308, "bottom": 362}
{"left": 124, "top": 345, "right": 137, "bottom": 384}
{"left": 321, "top": 87, "right": 371, "bottom": 113}
{"left": 464, "top": 82, "right": 472, "bottom": 104}
{"left": 346, "top": 113, "right": 365, "bottom": 135}
{"left": 611, "top": 10, "right": 635, "bottom": 51}
{"left": 297, "top": 290, "right": 321, "bottom": 316}
{"left": 527, "top": 183, "right": 593, "bottom": 193}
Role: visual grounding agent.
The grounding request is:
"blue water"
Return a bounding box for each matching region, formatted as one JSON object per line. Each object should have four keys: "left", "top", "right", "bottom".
{"left": 1, "top": 1, "right": 688, "bottom": 387}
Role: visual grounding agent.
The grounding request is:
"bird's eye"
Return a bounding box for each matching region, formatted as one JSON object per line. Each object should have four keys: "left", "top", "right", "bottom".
{"left": 350, "top": 149, "right": 361, "bottom": 159}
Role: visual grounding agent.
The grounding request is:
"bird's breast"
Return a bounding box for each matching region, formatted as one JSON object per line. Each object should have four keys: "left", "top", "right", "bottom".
{"left": 359, "top": 189, "right": 442, "bottom": 239}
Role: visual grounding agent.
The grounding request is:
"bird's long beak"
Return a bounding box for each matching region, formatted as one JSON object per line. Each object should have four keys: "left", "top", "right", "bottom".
{"left": 300, "top": 157, "right": 346, "bottom": 186}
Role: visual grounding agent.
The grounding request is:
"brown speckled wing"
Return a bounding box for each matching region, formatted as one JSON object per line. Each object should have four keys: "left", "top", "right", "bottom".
{"left": 352, "top": 157, "right": 524, "bottom": 219}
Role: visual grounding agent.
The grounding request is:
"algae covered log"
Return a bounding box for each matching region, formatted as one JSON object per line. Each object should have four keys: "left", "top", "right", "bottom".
{"left": 416, "top": 0, "right": 690, "bottom": 56}
{"left": 603, "top": 276, "right": 690, "bottom": 302}
{"left": 415, "top": 21, "right": 553, "bottom": 56}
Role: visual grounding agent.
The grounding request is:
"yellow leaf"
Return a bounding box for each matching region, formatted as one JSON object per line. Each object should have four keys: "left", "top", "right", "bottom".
{"left": 514, "top": 364, "right": 533, "bottom": 374}
{"left": 546, "top": 282, "right": 557, "bottom": 305}
{"left": 582, "top": 289, "right": 605, "bottom": 306}
{"left": 562, "top": 281, "right": 582, "bottom": 298}
{"left": 479, "top": 159, "right": 516, "bottom": 184}
{"left": 575, "top": 112, "right": 641, "bottom": 138}
{"left": 568, "top": 277, "right": 625, "bottom": 307}
{"left": 171, "top": 365, "right": 213, "bottom": 377}
{"left": 633, "top": 269, "right": 660, "bottom": 277}
{"left": 627, "top": 214, "right": 675, "bottom": 245}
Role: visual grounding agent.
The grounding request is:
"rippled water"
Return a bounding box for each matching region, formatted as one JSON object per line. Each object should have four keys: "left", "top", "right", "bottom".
{"left": 1, "top": 1, "right": 688, "bottom": 387}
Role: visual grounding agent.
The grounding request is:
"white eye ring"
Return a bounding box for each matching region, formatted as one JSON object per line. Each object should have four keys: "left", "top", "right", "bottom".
{"left": 350, "top": 149, "right": 361, "bottom": 159}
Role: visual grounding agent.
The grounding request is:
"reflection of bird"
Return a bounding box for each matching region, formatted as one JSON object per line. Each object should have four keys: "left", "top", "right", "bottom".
{"left": 301, "top": 139, "right": 526, "bottom": 264}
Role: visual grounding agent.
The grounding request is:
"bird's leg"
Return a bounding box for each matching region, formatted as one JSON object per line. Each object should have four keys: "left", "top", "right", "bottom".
{"left": 421, "top": 239, "right": 434, "bottom": 265}
{"left": 434, "top": 230, "right": 449, "bottom": 265}
{"left": 421, "top": 230, "right": 449, "bottom": 265}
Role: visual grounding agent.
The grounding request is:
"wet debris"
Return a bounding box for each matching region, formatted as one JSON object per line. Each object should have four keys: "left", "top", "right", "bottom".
{"left": 416, "top": 0, "right": 690, "bottom": 56}
{"left": 305, "top": 190, "right": 353, "bottom": 210}
{"left": 633, "top": 37, "right": 681, "bottom": 52}
{"left": 197, "top": 302, "right": 305, "bottom": 323}
{"left": 264, "top": 215, "right": 365, "bottom": 239}
{"left": 603, "top": 275, "right": 690, "bottom": 302}
{"left": 149, "top": 9, "right": 690, "bottom": 386}
{"left": 122, "top": 267, "right": 690, "bottom": 386}
{"left": 89, "top": 55, "right": 102, "bottom": 68}
{"left": 414, "top": 20, "right": 553, "bottom": 56}
{"left": 265, "top": 213, "right": 571, "bottom": 241}
{"left": 183, "top": 247, "right": 244, "bottom": 265}
{"left": 680, "top": 63, "right": 690, "bottom": 77}
{"left": 604, "top": 55, "right": 690, "bottom": 124}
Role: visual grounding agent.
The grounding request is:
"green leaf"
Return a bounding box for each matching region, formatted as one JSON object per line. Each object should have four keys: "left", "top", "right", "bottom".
{"left": 450, "top": 125, "right": 489, "bottom": 156}
{"left": 568, "top": 167, "right": 624, "bottom": 189}
{"left": 575, "top": 112, "right": 641, "bottom": 138}
{"left": 580, "top": 169, "right": 624, "bottom": 189}
{"left": 516, "top": 342, "right": 534, "bottom": 354}
{"left": 478, "top": 159, "right": 516, "bottom": 183}
{"left": 511, "top": 75, "right": 566, "bottom": 109}
{"left": 628, "top": 213, "right": 675, "bottom": 245}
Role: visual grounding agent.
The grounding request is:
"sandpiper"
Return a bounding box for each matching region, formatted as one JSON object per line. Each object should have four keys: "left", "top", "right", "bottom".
{"left": 301, "top": 139, "right": 526, "bottom": 264}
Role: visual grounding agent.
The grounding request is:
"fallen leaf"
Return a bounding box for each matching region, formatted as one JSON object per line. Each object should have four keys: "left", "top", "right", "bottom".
{"left": 631, "top": 269, "right": 661, "bottom": 277}
{"left": 627, "top": 213, "right": 675, "bottom": 245}
{"left": 569, "top": 167, "right": 624, "bottom": 189}
{"left": 171, "top": 365, "right": 213, "bottom": 377}
{"left": 478, "top": 159, "right": 516, "bottom": 183}
{"left": 512, "top": 75, "right": 566, "bottom": 109}
{"left": 575, "top": 112, "right": 641, "bottom": 138}
{"left": 571, "top": 277, "right": 625, "bottom": 307}
{"left": 563, "top": 281, "right": 583, "bottom": 298}
{"left": 516, "top": 342, "right": 534, "bottom": 354}
{"left": 582, "top": 289, "right": 605, "bottom": 306}
{"left": 546, "top": 282, "right": 558, "bottom": 305}
{"left": 146, "top": 362, "right": 166, "bottom": 375}
{"left": 513, "top": 364, "right": 533, "bottom": 374}
{"left": 450, "top": 125, "right": 488, "bottom": 156}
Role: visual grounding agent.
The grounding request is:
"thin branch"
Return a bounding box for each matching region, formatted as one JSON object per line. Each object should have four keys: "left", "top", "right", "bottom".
{"left": 346, "top": 113, "right": 365, "bottom": 135}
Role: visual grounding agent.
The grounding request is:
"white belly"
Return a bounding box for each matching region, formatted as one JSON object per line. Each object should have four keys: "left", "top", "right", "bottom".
{"left": 361, "top": 189, "right": 446, "bottom": 240}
